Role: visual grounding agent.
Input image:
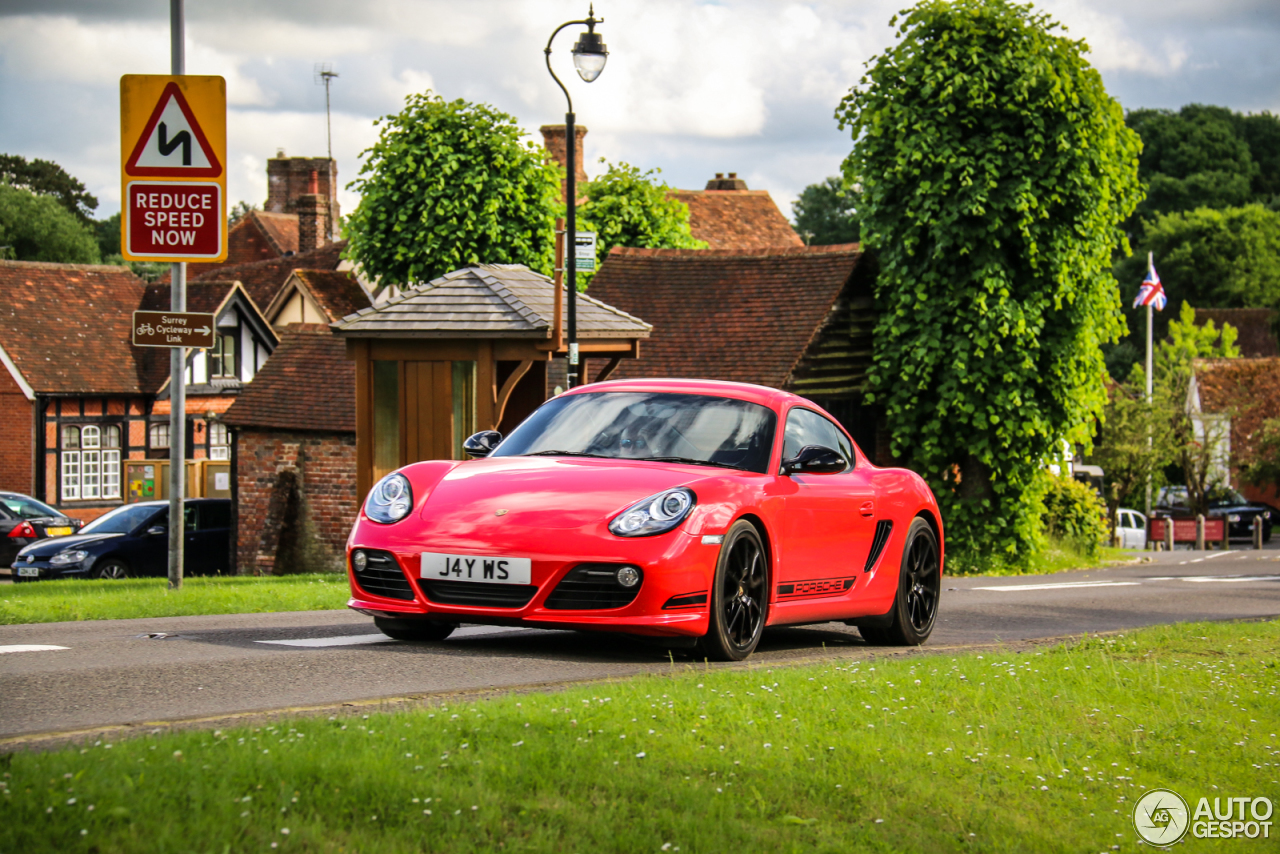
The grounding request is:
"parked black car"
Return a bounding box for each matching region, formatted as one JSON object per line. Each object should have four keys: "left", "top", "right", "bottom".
{"left": 0, "top": 491, "right": 83, "bottom": 567}
{"left": 1153, "top": 486, "right": 1273, "bottom": 542}
{"left": 11, "top": 499, "right": 231, "bottom": 581}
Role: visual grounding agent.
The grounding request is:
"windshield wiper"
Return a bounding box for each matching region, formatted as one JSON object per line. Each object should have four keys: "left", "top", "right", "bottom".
{"left": 636, "top": 456, "right": 747, "bottom": 471}
{"left": 522, "top": 450, "right": 612, "bottom": 458}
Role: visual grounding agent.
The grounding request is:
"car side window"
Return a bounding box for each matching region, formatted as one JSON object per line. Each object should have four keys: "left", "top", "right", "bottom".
{"left": 201, "top": 502, "right": 231, "bottom": 529}
{"left": 1120, "top": 512, "right": 1133, "bottom": 529}
{"left": 782, "top": 408, "right": 853, "bottom": 471}
{"left": 184, "top": 505, "right": 199, "bottom": 531}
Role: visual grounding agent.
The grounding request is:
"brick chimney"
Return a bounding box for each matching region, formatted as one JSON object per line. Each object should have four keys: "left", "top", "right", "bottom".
{"left": 296, "top": 170, "right": 328, "bottom": 253}
{"left": 705, "top": 172, "right": 749, "bottom": 191}
{"left": 266, "top": 153, "right": 340, "bottom": 240}
{"left": 540, "top": 124, "right": 589, "bottom": 203}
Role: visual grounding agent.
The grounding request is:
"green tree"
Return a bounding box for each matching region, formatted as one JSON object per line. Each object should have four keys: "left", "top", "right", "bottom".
{"left": 1116, "top": 205, "right": 1280, "bottom": 310}
{"left": 0, "top": 153, "right": 99, "bottom": 224}
{"left": 835, "top": 0, "right": 1143, "bottom": 562}
{"left": 0, "top": 184, "right": 100, "bottom": 263}
{"left": 228, "top": 201, "right": 259, "bottom": 227}
{"left": 1040, "top": 474, "right": 1108, "bottom": 557}
{"left": 345, "top": 92, "right": 561, "bottom": 292}
{"left": 1086, "top": 367, "right": 1175, "bottom": 532}
{"left": 94, "top": 212, "right": 121, "bottom": 259}
{"left": 1155, "top": 301, "right": 1239, "bottom": 514}
{"left": 791, "top": 177, "right": 860, "bottom": 245}
{"left": 1239, "top": 417, "right": 1280, "bottom": 494}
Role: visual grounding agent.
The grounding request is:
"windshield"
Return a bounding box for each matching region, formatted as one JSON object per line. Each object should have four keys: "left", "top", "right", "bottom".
{"left": 1208, "top": 487, "right": 1250, "bottom": 507}
{"left": 1, "top": 494, "right": 60, "bottom": 519}
{"left": 81, "top": 503, "right": 162, "bottom": 535}
{"left": 492, "top": 391, "right": 777, "bottom": 473}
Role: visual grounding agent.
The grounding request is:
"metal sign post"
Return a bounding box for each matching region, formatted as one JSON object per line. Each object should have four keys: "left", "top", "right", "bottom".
{"left": 119, "top": 0, "right": 226, "bottom": 589}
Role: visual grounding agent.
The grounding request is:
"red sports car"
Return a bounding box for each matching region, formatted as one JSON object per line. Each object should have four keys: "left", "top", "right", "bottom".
{"left": 346, "top": 379, "right": 943, "bottom": 660}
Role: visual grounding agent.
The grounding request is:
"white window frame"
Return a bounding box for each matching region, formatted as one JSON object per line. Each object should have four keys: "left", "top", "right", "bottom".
{"left": 150, "top": 422, "right": 170, "bottom": 449}
{"left": 102, "top": 450, "right": 121, "bottom": 499}
{"left": 61, "top": 451, "right": 80, "bottom": 501}
{"left": 81, "top": 450, "right": 101, "bottom": 500}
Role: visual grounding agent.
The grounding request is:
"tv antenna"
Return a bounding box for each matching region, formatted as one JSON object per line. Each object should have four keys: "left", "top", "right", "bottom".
{"left": 314, "top": 63, "right": 339, "bottom": 160}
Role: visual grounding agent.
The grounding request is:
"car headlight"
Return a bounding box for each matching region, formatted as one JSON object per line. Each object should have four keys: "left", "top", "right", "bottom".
{"left": 49, "top": 550, "right": 89, "bottom": 566}
{"left": 609, "top": 488, "right": 696, "bottom": 537}
{"left": 1227, "top": 514, "right": 1241, "bottom": 522}
{"left": 365, "top": 473, "right": 414, "bottom": 524}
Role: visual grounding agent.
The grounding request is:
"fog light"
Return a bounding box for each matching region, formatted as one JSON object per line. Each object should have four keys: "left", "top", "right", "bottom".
{"left": 616, "top": 566, "right": 640, "bottom": 588}
{"left": 352, "top": 550, "right": 367, "bottom": 572}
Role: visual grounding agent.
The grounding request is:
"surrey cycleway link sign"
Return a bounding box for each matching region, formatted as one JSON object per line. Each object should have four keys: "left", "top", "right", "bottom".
{"left": 131, "top": 311, "right": 216, "bottom": 349}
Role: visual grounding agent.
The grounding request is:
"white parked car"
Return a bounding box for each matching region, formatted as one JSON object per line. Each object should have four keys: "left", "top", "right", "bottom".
{"left": 1115, "top": 508, "right": 1148, "bottom": 549}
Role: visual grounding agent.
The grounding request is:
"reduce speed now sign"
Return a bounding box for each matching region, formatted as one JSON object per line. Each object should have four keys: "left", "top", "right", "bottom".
{"left": 120, "top": 75, "right": 228, "bottom": 263}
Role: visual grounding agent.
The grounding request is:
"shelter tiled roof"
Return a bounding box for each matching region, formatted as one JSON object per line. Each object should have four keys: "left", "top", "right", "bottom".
{"left": 222, "top": 325, "right": 354, "bottom": 433}
{"left": 0, "top": 260, "right": 156, "bottom": 395}
{"left": 669, "top": 190, "right": 804, "bottom": 251}
{"left": 332, "top": 264, "right": 651, "bottom": 339}
{"left": 190, "top": 239, "right": 347, "bottom": 310}
{"left": 1194, "top": 308, "right": 1278, "bottom": 358}
{"left": 586, "top": 245, "right": 862, "bottom": 388}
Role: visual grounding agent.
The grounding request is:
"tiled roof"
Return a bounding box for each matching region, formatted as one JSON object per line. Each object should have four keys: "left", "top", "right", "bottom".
{"left": 139, "top": 280, "right": 243, "bottom": 315}
{"left": 0, "top": 260, "right": 158, "bottom": 395}
{"left": 586, "top": 245, "right": 862, "bottom": 388}
{"left": 189, "top": 239, "right": 347, "bottom": 310}
{"left": 1194, "top": 308, "right": 1278, "bottom": 358}
{"left": 291, "top": 270, "right": 372, "bottom": 323}
{"left": 332, "top": 264, "right": 651, "bottom": 339}
{"left": 222, "top": 325, "right": 354, "bottom": 433}
{"left": 669, "top": 190, "right": 804, "bottom": 251}
{"left": 251, "top": 211, "right": 300, "bottom": 256}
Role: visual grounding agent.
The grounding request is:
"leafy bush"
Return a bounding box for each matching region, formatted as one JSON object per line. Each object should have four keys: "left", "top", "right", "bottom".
{"left": 1041, "top": 475, "right": 1108, "bottom": 556}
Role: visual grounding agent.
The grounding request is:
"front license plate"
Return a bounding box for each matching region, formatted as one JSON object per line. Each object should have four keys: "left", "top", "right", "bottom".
{"left": 17, "top": 567, "right": 40, "bottom": 577}
{"left": 45, "top": 527, "right": 72, "bottom": 537}
{"left": 420, "top": 552, "right": 532, "bottom": 585}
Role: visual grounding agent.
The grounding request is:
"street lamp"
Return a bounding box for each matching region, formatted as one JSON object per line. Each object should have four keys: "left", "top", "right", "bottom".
{"left": 545, "top": 4, "right": 608, "bottom": 388}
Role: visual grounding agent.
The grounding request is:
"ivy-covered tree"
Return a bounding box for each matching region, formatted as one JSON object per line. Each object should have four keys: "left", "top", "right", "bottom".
{"left": 0, "top": 184, "right": 100, "bottom": 263}
{"left": 791, "top": 177, "right": 860, "bottom": 245}
{"left": 835, "top": 0, "right": 1144, "bottom": 563}
{"left": 0, "top": 154, "right": 99, "bottom": 224}
{"left": 345, "top": 93, "right": 561, "bottom": 291}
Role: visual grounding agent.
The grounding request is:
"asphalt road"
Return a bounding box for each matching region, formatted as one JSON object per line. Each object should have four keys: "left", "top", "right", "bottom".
{"left": 2, "top": 548, "right": 1278, "bottom": 743}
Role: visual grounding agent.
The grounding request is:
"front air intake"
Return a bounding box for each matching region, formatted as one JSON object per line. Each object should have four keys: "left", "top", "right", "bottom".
{"left": 864, "top": 520, "right": 893, "bottom": 572}
{"left": 352, "top": 549, "right": 416, "bottom": 601}
{"left": 545, "top": 564, "right": 643, "bottom": 610}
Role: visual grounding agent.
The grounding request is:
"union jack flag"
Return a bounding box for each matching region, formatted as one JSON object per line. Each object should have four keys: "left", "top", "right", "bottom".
{"left": 1134, "top": 260, "right": 1167, "bottom": 311}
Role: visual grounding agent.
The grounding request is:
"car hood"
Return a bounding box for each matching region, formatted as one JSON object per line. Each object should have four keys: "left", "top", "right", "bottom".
{"left": 17, "top": 532, "right": 123, "bottom": 557}
{"left": 418, "top": 456, "right": 723, "bottom": 531}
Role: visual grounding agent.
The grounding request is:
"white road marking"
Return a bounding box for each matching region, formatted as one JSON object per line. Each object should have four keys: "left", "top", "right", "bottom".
{"left": 1175, "top": 575, "right": 1280, "bottom": 583}
{"left": 970, "top": 581, "right": 1141, "bottom": 592}
{"left": 0, "top": 644, "right": 69, "bottom": 654}
{"left": 255, "top": 625, "right": 532, "bottom": 648}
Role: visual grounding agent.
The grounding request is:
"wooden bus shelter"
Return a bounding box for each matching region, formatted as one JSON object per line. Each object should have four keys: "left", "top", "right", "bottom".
{"left": 332, "top": 263, "right": 650, "bottom": 498}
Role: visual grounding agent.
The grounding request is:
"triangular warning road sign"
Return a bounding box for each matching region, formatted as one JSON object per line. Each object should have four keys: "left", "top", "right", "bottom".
{"left": 124, "top": 82, "right": 222, "bottom": 178}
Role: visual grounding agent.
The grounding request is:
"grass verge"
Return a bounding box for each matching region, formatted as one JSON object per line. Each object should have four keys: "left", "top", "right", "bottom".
{"left": 0, "top": 574, "right": 348, "bottom": 625}
{"left": 3, "top": 619, "right": 1276, "bottom": 852}
{"left": 947, "top": 540, "right": 1139, "bottom": 577}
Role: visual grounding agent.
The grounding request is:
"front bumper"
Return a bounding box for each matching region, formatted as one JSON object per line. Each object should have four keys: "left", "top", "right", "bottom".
{"left": 345, "top": 526, "right": 719, "bottom": 638}
{"left": 10, "top": 560, "right": 91, "bottom": 582}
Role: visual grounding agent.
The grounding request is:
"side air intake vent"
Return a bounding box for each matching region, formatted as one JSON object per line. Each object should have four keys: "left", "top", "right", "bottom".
{"left": 352, "top": 549, "right": 416, "bottom": 601}
{"left": 864, "top": 520, "right": 893, "bottom": 572}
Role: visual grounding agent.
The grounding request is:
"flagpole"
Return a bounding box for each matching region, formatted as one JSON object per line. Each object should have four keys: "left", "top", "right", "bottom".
{"left": 1145, "top": 250, "right": 1154, "bottom": 519}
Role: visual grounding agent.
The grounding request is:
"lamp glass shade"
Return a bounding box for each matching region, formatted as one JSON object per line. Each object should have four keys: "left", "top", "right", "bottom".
{"left": 571, "top": 31, "right": 608, "bottom": 82}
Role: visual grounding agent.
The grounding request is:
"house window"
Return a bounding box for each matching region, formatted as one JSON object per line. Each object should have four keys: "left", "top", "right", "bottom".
{"left": 61, "top": 426, "right": 81, "bottom": 501}
{"left": 209, "top": 422, "right": 230, "bottom": 460}
{"left": 102, "top": 425, "right": 121, "bottom": 499}
{"left": 80, "top": 425, "right": 101, "bottom": 499}
{"left": 150, "top": 422, "right": 170, "bottom": 449}
{"left": 211, "top": 334, "right": 237, "bottom": 378}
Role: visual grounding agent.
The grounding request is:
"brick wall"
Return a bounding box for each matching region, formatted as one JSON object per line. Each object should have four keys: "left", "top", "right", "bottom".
{"left": 0, "top": 368, "right": 32, "bottom": 493}
{"left": 265, "top": 156, "right": 339, "bottom": 240}
{"left": 235, "top": 428, "right": 357, "bottom": 575}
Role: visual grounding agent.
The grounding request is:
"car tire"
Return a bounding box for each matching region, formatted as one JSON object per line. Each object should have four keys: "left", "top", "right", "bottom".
{"left": 92, "top": 559, "right": 130, "bottom": 580}
{"left": 697, "top": 520, "right": 769, "bottom": 662}
{"left": 860, "top": 517, "right": 940, "bottom": 647}
{"left": 373, "top": 617, "right": 457, "bottom": 642}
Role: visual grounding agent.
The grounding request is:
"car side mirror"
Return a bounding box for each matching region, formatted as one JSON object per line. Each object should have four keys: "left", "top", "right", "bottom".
{"left": 462, "top": 430, "right": 503, "bottom": 458}
{"left": 781, "top": 444, "right": 847, "bottom": 476}
{"left": 147, "top": 525, "right": 167, "bottom": 537}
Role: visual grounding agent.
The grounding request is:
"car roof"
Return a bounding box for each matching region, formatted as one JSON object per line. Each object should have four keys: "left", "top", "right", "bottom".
{"left": 562, "top": 378, "right": 803, "bottom": 410}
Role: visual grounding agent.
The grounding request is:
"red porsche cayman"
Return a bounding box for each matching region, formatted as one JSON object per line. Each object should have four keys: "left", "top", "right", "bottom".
{"left": 346, "top": 379, "right": 943, "bottom": 660}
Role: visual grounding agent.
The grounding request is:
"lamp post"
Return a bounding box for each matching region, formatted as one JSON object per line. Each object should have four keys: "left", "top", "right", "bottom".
{"left": 545, "top": 4, "right": 608, "bottom": 389}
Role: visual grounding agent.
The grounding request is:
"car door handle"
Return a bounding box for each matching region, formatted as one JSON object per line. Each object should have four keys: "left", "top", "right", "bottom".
{"left": 859, "top": 501, "right": 875, "bottom": 517}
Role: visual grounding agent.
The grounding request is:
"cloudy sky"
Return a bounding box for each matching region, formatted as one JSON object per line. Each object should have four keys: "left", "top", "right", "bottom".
{"left": 2, "top": 0, "right": 1277, "bottom": 222}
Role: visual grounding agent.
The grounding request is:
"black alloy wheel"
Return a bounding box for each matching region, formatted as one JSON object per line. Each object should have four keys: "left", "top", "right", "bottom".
{"left": 699, "top": 520, "right": 769, "bottom": 661}
{"left": 861, "top": 517, "right": 940, "bottom": 646}
{"left": 373, "top": 617, "right": 457, "bottom": 642}
{"left": 92, "top": 559, "right": 130, "bottom": 580}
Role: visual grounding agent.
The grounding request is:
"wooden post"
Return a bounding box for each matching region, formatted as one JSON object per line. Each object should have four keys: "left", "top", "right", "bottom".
{"left": 1195, "top": 514, "right": 1205, "bottom": 551}
{"left": 1221, "top": 518, "right": 1230, "bottom": 551}
{"left": 1164, "top": 518, "right": 1174, "bottom": 552}
{"left": 1254, "top": 515, "right": 1264, "bottom": 550}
